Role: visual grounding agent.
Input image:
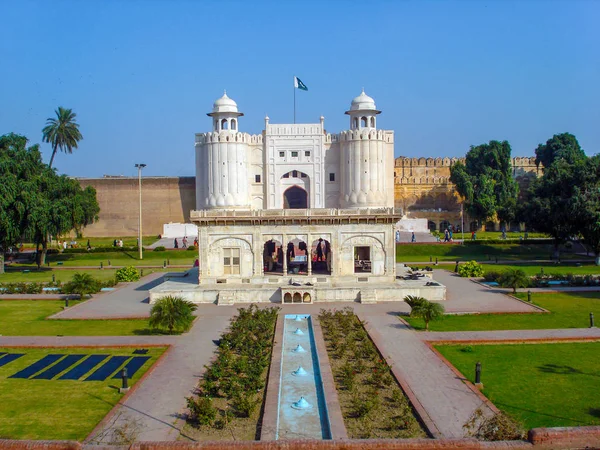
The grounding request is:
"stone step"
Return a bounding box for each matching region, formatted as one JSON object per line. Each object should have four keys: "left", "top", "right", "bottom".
{"left": 360, "top": 289, "right": 377, "bottom": 304}
{"left": 217, "top": 291, "right": 235, "bottom": 305}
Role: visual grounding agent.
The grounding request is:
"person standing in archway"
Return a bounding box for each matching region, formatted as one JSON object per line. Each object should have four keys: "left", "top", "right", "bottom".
{"left": 316, "top": 238, "right": 324, "bottom": 261}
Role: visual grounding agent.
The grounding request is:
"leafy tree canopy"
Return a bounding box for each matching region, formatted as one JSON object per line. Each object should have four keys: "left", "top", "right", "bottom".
{"left": 0, "top": 133, "right": 99, "bottom": 267}
{"left": 535, "top": 132, "right": 586, "bottom": 169}
{"left": 450, "top": 140, "right": 519, "bottom": 225}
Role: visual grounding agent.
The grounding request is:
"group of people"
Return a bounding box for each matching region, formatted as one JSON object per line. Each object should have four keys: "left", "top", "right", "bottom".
{"left": 173, "top": 236, "right": 198, "bottom": 249}
{"left": 395, "top": 230, "right": 417, "bottom": 243}
{"left": 443, "top": 228, "right": 454, "bottom": 242}
{"left": 112, "top": 239, "right": 124, "bottom": 248}
{"left": 263, "top": 238, "right": 332, "bottom": 273}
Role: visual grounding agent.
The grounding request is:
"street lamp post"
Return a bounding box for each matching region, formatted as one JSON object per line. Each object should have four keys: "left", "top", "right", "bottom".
{"left": 135, "top": 163, "right": 146, "bottom": 260}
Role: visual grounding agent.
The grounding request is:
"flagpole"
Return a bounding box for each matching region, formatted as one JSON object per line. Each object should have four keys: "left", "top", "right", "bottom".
{"left": 293, "top": 76, "right": 296, "bottom": 124}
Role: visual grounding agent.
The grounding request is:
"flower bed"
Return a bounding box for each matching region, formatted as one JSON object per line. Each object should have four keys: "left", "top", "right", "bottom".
{"left": 318, "top": 307, "right": 426, "bottom": 439}
{"left": 185, "top": 304, "right": 279, "bottom": 441}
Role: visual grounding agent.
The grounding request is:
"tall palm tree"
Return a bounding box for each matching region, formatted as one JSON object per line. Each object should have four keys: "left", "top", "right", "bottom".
{"left": 42, "top": 107, "right": 83, "bottom": 168}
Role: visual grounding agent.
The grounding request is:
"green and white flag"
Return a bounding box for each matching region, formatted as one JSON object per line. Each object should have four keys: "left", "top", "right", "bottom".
{"left": 294, "top": 76, "right": 308, "bottom": 91}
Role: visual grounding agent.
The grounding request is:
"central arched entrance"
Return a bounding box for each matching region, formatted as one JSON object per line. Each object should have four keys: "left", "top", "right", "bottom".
{"left": 283, "top": 186, "right": 308, "bottom": 209}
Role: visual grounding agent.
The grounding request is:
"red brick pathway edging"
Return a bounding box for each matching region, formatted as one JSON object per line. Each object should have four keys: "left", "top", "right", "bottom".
{"left": 357, "top": 313, "right": 442, "bottom": 439}
{"left": 2, "top": 428, "right": 600, "bottom": 449}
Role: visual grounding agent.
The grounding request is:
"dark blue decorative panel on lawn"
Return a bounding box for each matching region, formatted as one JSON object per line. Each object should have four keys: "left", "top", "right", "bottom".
{"left": 59, "top": 355, "right": 109, "bottom": 380}
{"left": 84, "top": 356, "right": 130, "bottom": 381}
{"left": 33, "top": 354, "right": 86, "bottom": 380}
{"left": 0, "top": 353, "right": 25, "bottom": 368}
{"left": 112, "top": 356, "right": 151, "bottom": 379}
{"left": 9, "top": 354, "right": 64, "bottom": 379}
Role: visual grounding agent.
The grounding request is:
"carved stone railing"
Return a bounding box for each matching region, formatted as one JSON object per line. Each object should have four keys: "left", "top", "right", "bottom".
{"left": 191, "top": 207, "right": 403, "bottom": 225}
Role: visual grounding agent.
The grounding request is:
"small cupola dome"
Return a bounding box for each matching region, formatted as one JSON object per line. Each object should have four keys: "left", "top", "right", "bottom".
{"left": 208, "top": 91, "right": 244, "bottom": 117}
{"left": 347, "top": 89, "right": 380, "bottom": 113}
{"left": 345, "top": 89, "right": 381, "bottom": 130}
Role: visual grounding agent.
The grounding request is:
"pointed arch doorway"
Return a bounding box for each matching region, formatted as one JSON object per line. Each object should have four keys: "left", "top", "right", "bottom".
{"left": 283, "top": 186, "right": 308, "bottom": 209}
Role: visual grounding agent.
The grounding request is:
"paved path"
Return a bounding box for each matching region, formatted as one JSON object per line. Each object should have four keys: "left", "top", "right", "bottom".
{"left": 422, "top": 327, "right": 600, "bottom": 342}
{"left": 91, "top": 305, "right": 236, "bottom": 442}
{"left": 51, "top": 272, "right": 167, "bottom": 319}
{"left": 358, "top": 310, "right": 495, "bottom": 438}
{"left": 430, "top": 270, "right": 539, "bottom": 313}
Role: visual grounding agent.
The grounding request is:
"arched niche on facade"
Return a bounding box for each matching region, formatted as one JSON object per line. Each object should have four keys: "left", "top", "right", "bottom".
{"left": 283, "top": 186, "right": 308, "bottom": 209}
{"left": 340, "top": 235, "right": 386, "bottom": 276}
{"left": 208, "top": 237, "right": 254, "bottom": 278}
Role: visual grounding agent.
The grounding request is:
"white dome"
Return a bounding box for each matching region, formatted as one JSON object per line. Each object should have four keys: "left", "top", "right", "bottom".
{"left": 209, "top": 91, "right": 241, "bottom": 115}
{"left": 349, "top": 89, "right": 377, "bottom": 111}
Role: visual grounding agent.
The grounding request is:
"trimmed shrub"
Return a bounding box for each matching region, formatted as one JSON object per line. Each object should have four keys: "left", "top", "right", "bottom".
{"left": 187, "top": 245, "right": 197, "bottom": 251}
{"left": 116, "top": 266, "right": 140, "bottom": 282}
{"left": 0, "top": 282, "right": 44, "bottom": 294}
{"left": 62, "top": 246, "right": 145, "bottom": 254}
{"left": 458, "top": 261, "right": 484, "bottom": 277}
{"left": 153, "top": 246, "right": 166, "bottom": 252}
{"left": 483, "top": 271, "right": 502, "bottom": 282}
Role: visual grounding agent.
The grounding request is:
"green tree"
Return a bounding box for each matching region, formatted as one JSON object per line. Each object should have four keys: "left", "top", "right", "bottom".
{"left": 521, "top": 157, "right": 586, "bottom": 259}
{"left": 410, "top": 300, "right": 445, "bottom": 331}
{"left": 149, "top": 296, "right": 198, "bottom": 334}
{"left": 535, "top": 132, "right": 586, "bottom": 170}
{"left": 62, "top": 272, "right": 102, "bottom": 299}
{"left": 450, "top": 141, "right": 519, "bottom": 228}
{"left": 570, "top": 156, "right": 600, "bottom": 265}
{"left": 0, "top": 133, "right": 99, "bottom": 269}
{"left": 498, "top": 268, "right": 529, "bottom": 293}
{"left": 0, "top": 134, "right": 46, "bottom": 273}
{"left": 42, "top": 106, "right": 83, "bottom": 168}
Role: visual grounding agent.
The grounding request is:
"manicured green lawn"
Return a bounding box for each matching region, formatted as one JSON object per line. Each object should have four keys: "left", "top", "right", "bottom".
{"left": 468, "top": 231, "right": 549, "bottom": 240}
{"left": 0, "top": 300, "right": 161, "bottom": 336}
{"left": 0, "top": 268, "right": 171, "bottom": 283}
{"left": 46, "top": 250, "right": 197, "bottom": 267}
{"left": 0, "top": 346, "right": 166, "bottom": 440}
{"left": 396, "top": 243, "right": 586, "bottom": 263}
{"left": 436, "top": 342, "right": 600, "bottom": 430}
{"left": 482, "top": 263, "right": 600, "bottom": 276}
{"left": 405, "top": 292, "right": 600, "bottom": 331}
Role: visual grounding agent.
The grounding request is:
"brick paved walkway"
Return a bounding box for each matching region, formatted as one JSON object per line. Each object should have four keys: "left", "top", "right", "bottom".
{"left": 51, "top": 272, "right": 166, "bottom": 319}
{"left": 90, "top": 305, "right": 237, "bottom": 442}
{"left": 358, "top": 310, "right": 495, "bottom": 438}
{"left": 422, "top": 327, "right": 600, "bottom": 342}
{"left": 431, "top": 270, "right": 538, "bottom": 313}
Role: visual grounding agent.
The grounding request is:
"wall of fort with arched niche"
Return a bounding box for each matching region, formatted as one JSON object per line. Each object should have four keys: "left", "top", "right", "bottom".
{"left": 393, "top": 156, "right": 541, "bottom": 231}
{"left": 75, "top": 157, "right": 541, "bottom": 237}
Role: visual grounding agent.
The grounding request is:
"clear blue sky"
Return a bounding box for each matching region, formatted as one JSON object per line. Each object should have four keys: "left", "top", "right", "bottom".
{"left": 1, "top": 0, "right": 599, "bottom": 178}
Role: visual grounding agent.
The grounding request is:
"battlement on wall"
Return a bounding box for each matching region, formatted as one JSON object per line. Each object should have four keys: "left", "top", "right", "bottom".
{"left": 394, "top": 156, "right": 538, "bottom": 168}
{"left": 195, "top": 132, "right": 263, "bottom": 145}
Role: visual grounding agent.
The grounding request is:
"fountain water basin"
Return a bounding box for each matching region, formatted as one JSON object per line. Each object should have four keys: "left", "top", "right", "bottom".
{"left": 276, "top": 314, "right": 331, "bottom": 440}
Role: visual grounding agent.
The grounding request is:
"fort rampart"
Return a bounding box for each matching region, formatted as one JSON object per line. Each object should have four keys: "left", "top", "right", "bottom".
{"left": 77, "top": 157, "right": 540, "bottom": 237}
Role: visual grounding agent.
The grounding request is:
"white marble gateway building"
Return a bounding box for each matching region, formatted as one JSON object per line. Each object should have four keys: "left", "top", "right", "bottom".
{"left": 150, "top": 91, "right": 445, "bottom": 304}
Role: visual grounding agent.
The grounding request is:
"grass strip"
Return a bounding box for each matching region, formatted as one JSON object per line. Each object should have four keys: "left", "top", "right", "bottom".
{"left": 435, "top": 342, "right": 600, "bottom": 430}
{"left": 405, "top": 292, "right": 600, "bottom": 332}
{"left": 0, "top": 300, "right": 164, "bottom": 336}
